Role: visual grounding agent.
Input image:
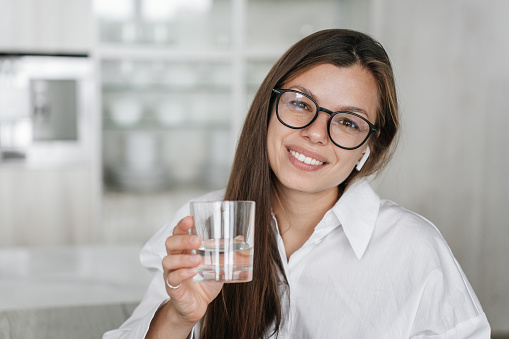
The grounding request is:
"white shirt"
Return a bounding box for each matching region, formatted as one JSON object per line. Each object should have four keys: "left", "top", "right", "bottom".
{"left": 103, "top": 179, "right": 490, "bottom": 339}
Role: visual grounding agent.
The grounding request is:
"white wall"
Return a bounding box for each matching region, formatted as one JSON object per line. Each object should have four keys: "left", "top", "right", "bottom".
{"left": 368, "top": 0, "right": 509, "bottom": 332}
{"left": 0, "top": 0, "right": 91, "bottom": 53}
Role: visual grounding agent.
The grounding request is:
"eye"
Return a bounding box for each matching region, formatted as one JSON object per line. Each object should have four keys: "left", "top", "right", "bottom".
{"left": 288, "top": 99, "right": 312, "bottom": 111}
{"left": 336, "top": 117, "right": 360, "bottom": 130}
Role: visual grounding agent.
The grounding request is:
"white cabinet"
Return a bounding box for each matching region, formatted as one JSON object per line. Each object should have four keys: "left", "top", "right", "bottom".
{"left": 0, "top": 0, "right": 91, "bottom": 54}
{"left": 0, "top": 1, "right": 98, "bottom": 247}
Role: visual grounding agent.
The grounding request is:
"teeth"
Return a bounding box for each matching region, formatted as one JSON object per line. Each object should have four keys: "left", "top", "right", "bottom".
{"left": 289, "top": 150, "right": 324, "bottom": 166}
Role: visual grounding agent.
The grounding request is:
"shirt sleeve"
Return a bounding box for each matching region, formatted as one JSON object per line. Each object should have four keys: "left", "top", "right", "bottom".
{"left": 409, "top": 254, "right": 491, "bottom": 338}
{"left": 102, "top": 275, "right": 171, "bottom": 339}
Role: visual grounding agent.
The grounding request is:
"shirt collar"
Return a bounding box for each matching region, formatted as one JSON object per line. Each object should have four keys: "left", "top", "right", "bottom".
{"left": 330, "top": 178, "right": 380, "bottom": 260}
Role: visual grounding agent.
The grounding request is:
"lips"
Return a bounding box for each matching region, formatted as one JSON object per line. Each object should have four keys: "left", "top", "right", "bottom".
{"left": 288, "top": 148, "right": 325, "bottom": 166}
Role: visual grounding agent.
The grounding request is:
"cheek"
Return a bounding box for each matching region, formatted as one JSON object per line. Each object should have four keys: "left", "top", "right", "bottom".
{"left": 332, "top": 149, "right": 363, "bottom": 174}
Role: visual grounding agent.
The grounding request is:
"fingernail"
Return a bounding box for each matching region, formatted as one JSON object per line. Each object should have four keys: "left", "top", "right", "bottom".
{"left": 188, "top": 267, "right": 197, "bottom": 275}
{"left": 189, "top": 236, "right": 200, "bottom": 245}
{"left": 190, "top": 255, "right": 200, "bottom": 263}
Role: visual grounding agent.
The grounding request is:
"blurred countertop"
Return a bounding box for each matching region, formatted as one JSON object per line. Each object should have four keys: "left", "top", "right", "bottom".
{"left": 0, "top": 244, "right": 152, "bottom": 311}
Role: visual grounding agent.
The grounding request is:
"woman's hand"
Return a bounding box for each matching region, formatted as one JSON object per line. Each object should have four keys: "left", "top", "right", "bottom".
{"left": 162, "top": 216, "right": 223, "bottom": 325}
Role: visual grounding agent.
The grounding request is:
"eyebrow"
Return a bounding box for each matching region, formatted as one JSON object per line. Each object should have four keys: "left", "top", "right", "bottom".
{"left": 287, "top": 85, "right": 372, "bottom": 119}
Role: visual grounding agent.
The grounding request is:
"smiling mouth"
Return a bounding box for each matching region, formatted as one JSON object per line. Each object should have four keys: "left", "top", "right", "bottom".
{"left": 289, "top": 149, "right": 325, "bottom": 166}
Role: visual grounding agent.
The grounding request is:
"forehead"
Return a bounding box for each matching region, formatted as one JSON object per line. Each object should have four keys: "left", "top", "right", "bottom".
{"left": 283, "top": 63, "right": 379, "bottom": 121}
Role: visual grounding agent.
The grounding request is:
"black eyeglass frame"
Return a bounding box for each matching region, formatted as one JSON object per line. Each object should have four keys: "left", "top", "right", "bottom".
{"left": 272, "top": 88, "right": 379, "bottom": 150}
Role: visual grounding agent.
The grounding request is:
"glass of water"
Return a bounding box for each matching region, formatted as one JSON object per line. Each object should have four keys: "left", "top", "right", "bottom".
{"left": 190, "top": 200, "right": 255, "bottom": 283}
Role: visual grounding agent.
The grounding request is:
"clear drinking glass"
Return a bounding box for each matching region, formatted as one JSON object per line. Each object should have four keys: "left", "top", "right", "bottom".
{"left": 190, "top": 200, "right": 255, "bottom": 282}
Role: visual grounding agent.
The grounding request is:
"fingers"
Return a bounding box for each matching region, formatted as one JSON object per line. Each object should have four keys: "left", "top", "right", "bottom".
{"left": 166, "top": 216, "right": 201, "bottom": 254}
{"left": 163, "top": 216, "right": 202, "bottom": 290}
{"left": 172, "top": 216, "right": 194, "bottom": 235}
{"left": 165, "top": 266, "right": 198, "bottom": 291}
{"left": 163, "top": 250, "right": 201, "bottom": 292}
{"left": 166, "top": 233, "right": 201, "bottom": 255}
{"left": 163, "top": 252, "right": 201, "bottom": 272}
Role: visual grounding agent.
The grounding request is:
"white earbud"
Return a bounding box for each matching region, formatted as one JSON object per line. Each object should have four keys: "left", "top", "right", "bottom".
{"left": 355, "top": 145, "right": 370, "bottom": 171}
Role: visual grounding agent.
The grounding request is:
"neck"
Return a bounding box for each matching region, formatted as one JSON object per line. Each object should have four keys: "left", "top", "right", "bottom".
{"left": 273, "top": 183, "right": 339, "bottom": 236}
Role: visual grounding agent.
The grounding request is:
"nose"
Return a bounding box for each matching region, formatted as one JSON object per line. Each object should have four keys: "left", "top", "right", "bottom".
{"left": 301, "top": 111, "right": 329, "bottom": 145}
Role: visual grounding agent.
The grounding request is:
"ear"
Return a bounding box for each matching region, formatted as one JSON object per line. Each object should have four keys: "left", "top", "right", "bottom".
{"left": 355, "top": 145, "right": 370, "bottom": 171}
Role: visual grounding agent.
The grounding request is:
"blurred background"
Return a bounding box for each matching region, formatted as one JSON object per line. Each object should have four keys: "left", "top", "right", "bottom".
{"left": 0, "top": 0, "right": 507, "bottom": 337}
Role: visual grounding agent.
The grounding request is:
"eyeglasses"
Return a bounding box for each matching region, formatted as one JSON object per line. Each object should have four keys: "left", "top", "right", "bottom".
{"left": 272, "top": 88, "right": 379, "bottom": 150}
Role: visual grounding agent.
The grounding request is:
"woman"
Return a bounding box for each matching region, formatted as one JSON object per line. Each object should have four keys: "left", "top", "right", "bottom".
{"left": 104, "top": 29, "right": 490, "bottom": 339}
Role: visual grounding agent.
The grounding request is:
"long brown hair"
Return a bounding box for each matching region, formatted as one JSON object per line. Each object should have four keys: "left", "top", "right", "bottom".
{"left": 199, "top": 29, "right": 399, "bottom": 339}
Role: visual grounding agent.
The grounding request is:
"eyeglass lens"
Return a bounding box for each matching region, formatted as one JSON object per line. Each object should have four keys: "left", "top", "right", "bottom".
{"left": 277, "top": 90, "right": 372, "bottom": 149}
